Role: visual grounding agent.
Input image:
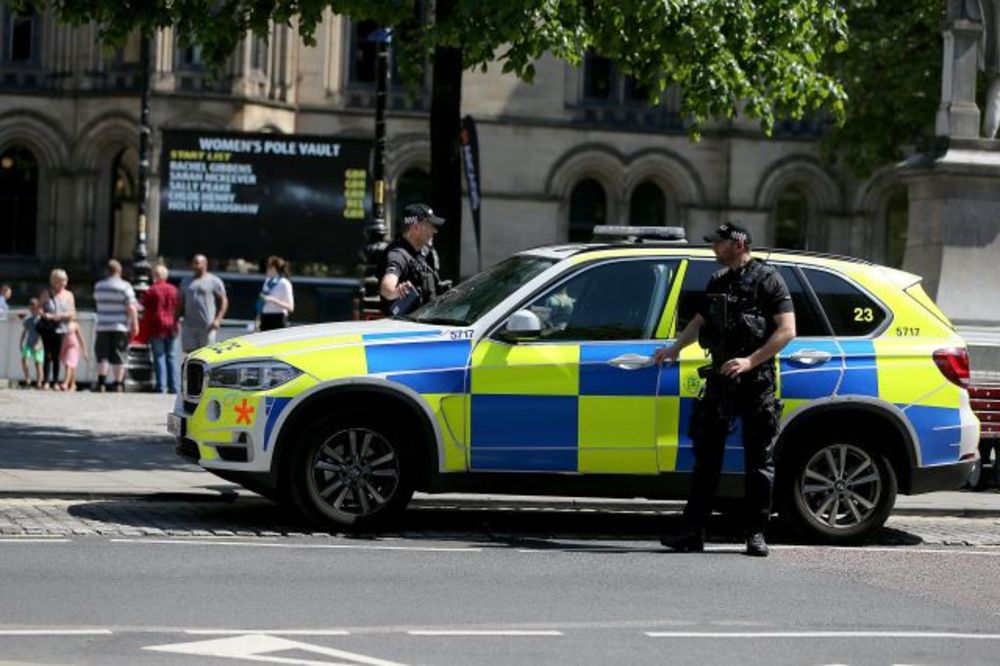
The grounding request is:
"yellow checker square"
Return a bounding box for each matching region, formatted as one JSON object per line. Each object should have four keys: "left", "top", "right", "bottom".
{"left": 287, "top": 344, "right": 367, "bottom": 379}
{"left": 471, "top": 341, "right": 579, "bottom": 395}
{"left": 578, "top": 396, "right": 657, "bottom": 473}
{"left": 873, "top": 339, "right": 959, "bottom": 408}
{"left": 423, "top": 393, "right": 468, "bottom": 472}
{"left": 655, "top": 396, "right": 680, "bottom": 471}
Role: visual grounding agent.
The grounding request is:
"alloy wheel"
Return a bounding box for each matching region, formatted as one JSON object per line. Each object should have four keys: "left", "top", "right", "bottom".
{"left": 309, "top": 427, "right": 401, "bottom": 517}
{"left": 799, "top": 443, "right": 882, "bottom": 529}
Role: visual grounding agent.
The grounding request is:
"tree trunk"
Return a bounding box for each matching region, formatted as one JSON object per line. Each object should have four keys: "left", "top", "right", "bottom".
{"left": 429, "top": 43, "right": 463, "bottom": 282}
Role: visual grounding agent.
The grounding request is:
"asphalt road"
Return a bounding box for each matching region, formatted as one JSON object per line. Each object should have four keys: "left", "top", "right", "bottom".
{"left": 1, "top": 533, "right": 999, "bottom": 666}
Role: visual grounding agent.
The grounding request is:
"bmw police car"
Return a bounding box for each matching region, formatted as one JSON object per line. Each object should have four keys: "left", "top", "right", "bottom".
{"left": 169, "top": 226, "right": 979, "bottom": 543}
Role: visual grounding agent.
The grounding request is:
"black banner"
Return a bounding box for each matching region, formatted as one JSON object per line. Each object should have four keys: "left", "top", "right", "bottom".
{"left": 459, "top": 116, "right": 483, "bottom": 270}
{"left": 158, "top": 130, "right": 372, "bottom": 268}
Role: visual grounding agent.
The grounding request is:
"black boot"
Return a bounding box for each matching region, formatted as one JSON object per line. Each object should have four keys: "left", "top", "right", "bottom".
{"left": 745, "top": 531, "right": 769, "bottom": 557}
{"left": 660, "top": 528, "right": 705, "bottom": 552}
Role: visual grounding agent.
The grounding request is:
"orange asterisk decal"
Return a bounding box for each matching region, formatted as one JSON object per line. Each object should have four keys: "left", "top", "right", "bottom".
{"left": 234, "top": 398, "right": 256, "bottom": 425}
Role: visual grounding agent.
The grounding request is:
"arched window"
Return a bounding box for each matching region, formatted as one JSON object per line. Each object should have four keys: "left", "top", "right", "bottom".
{"left": 0, "top": 145, "right": 38, "bottom": 255}
{"left": 568, "top": 178, "right": 607, "bottom": 242}
{"left": 774, "top": 185, "right": 809, "bottom": 250}
{"left": 394, "top": 167, "right": 432, "bottom": 230}
{"left": 109, "top": 148, "right": 138, "bottom": 259}
{"left": 628, "top": 181, "right": 666, "bottom": 226}
{"left": 884, "top": 187, "right": 908, "bottom": 269}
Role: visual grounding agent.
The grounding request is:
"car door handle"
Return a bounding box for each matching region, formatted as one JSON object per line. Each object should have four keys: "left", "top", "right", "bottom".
{"left": 607, "top": 353, "right": 655, "bottom": 370}
{"left": 788, "top": 349, "right": 833, "bottom": 366}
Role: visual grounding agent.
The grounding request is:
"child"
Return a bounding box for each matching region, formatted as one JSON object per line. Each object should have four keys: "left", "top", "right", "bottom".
{"left": 19, "top": 298, "right": 44, "bottom": 388}
{"left": 60, "top": 320, "right": 89, "bottom": 392}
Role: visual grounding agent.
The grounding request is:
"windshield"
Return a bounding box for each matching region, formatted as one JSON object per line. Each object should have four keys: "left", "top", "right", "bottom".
{"left": 410, "top": 255, "right": 557, "bottom": 326}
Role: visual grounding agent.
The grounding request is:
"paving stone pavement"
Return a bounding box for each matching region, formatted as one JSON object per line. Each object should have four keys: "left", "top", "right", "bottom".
{"left": 0, "top": 497, "right": 998, "bottom": 547}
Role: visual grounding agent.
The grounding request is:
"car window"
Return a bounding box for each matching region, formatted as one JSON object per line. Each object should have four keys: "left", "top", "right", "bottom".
{"left": 411, "top": 255, "right": 556, "bottom": 326}
{"left": 523, "top": 259, "right": 678, "bottom": 341}
{"left": 801, "top": 267, "right": 886, "bottom": 336}
{"left": 775, "top": 265, "right": 827, "bottom": 337}
{"left": 675, "top": 260, "right": 716, "bottom": 332}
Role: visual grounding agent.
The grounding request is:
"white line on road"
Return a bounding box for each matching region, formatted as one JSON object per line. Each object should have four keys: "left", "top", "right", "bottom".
{"left": 407, "top": 630, "right": 564, "bottom": 636}
{"left": 0, "top": 538, "right": 70, "bottom": 543}
{"left": 109, "top": 538, "right": 482, "bottom": 553}
{"left": 0, "top": 629, "right": 113, "bottom": 636}
{"left": 645, "top": 631, "right": 1000, "bottom": 640}
{"left": 772, "top": 545, "right": 1000, "bottom": 557}
{"left": 186, "top": 629, "right": 351, "bottom": 636}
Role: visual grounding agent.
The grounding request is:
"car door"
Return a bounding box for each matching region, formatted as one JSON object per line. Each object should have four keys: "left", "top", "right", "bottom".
{"left": 467, "top": 257, "right": 681, "bottom": 473}
{"left": 670, "top": 260, "right": 840, "bottom": 474}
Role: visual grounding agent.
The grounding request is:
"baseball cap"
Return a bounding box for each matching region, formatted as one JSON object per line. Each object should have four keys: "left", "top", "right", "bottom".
{"left": 703, "top": 222, "right": 752, "bottom": 245}
{"left": 401, "top": 203, "right": 445, "bottom": 226}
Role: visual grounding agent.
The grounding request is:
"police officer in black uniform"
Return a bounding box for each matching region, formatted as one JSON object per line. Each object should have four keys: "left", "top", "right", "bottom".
{"left": 655, "top": 222, "right": 796, "bottom": 557}
{"left": 378, "top": 203, "right": 445, "bottom": 316}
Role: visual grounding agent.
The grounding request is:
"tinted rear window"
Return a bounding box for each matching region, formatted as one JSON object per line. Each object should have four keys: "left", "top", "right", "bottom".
{"left": 802, "top": 268, "right": 886, "bottom": 336}
{"left": 776, "top": 265, "right": 826, "bottom": 337}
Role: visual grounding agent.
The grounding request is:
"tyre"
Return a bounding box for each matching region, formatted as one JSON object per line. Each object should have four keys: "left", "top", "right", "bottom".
{"left": 778, "top": 434, "right": 897, "bottom": 544}
{"left": 968, "top": 441, "right": 997, "bottom": 491}
{"left": 287, "top": 410, "right": 415, "bottom": 530}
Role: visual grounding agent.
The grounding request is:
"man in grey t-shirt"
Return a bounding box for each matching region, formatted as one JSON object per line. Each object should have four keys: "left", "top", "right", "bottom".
{"left": 178, "top": 254, "right": 228, "bottom": 353}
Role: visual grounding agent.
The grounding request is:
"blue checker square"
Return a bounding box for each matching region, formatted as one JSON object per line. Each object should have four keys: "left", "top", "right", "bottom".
{"left": 387, "top": 369, "right": 466, "bottom": 394}
{"left": 903, "top": 404, "right": 962, "bottom": 465}
{"left": 365, "top": 340, "right": 471, "bottom": 374}
{"left": 579, "top": 343, "right": 664, "bottom": 395}
{"left": 471, "top": 395, "right": 578, "bottom": 447}
{"left": 779, "top": 339, "right": 842, "bottom": 400}
{"left": 836, "top": 339, "right": 878, "bottom": 397}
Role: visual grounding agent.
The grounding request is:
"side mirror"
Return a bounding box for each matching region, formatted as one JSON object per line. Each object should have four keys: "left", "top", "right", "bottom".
{"left": 501, "top": 309, "right": 542, "bottom": 342}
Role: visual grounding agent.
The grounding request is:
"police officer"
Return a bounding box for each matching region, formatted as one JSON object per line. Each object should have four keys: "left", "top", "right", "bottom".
{"left": 654, "top": 222, "right": 796, "bottom": 557}
{"left": 378, "top": 203, "right": 445, "bottom": 316}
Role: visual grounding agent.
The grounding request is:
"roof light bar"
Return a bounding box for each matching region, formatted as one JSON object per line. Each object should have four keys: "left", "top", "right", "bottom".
{"left": 591, "top": 225, "right": 687, "bottom": 243}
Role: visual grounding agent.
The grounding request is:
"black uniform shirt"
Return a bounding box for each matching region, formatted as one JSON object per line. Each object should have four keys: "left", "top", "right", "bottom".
{"left": 696, "top": 258, "right": 793, "bottom": 369}
{"left": 377, "top": 237, "right": 438, "bottom": 314}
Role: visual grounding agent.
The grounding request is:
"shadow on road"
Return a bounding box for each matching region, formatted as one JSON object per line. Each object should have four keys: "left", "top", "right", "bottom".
{"left": 64, "top": 496, "right": 925, "bottom": 549}
{"left": 0, "top": 422, "right": 194, "bottom": 472}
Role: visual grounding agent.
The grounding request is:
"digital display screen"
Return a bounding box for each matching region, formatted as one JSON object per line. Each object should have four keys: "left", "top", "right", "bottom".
{"left": 158, "top": 130, "right": 372, "bottom": 269}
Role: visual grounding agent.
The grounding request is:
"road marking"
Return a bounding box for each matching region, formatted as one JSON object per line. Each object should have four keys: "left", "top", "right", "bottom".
{"left": 407, "top": 630, "right": 563, "bottom": 636}
{"left": 186, "top": 629, "right": 351, "bottom": 636}
{"left": 772, "top": 545, "right": 1000, "bottom": 557}
{"left": 0, "top": 538, "right": 70, "bottom": 544}
{"left": 110, "top": 538, "right": 481, "bottom": 553}
{"left": 145, "top": 634, "right": 412, "bottom": 665}
{"left": 0, "top": 629, "right": 112, "bottom": 636}
{"left": 645, "top": 631, "right": 1000, "bottom": 640}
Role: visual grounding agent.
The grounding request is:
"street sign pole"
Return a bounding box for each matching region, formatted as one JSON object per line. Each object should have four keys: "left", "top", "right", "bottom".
{"left": 361, "top": 27, "right": 392, "bottom": 318}
{"left": 133, "top": 27, "right": 153, "bottom": 294}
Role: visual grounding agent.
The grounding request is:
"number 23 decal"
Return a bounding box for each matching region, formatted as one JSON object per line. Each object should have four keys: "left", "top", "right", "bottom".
{"left": 853, "top": 307, "right": 874, "bottom": 323}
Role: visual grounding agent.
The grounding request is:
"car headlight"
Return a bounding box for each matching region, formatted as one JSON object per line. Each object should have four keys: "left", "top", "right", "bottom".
{"left": 207, "top": 361, "right": 302, "bottom": 391}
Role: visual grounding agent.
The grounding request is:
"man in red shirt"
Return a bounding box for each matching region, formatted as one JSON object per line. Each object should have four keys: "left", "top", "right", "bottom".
{"left": 142, "top": 264, "right": 181, "bottom": 393}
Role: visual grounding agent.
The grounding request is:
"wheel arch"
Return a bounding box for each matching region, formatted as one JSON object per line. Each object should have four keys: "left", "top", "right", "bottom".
{"left": 270, "top": 378, "right": 444, "bottom": 493}
{"left": 776, "top": 398, "right": 920, "bottom": 493}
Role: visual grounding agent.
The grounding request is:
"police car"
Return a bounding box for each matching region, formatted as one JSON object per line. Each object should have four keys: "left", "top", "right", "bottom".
{"left": 169, "top": 226, "right": 979, "bottom": 543}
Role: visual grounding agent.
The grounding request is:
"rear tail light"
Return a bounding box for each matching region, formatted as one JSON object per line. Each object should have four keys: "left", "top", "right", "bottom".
{"left": 933, "top": 347, "right": 970, "bottom": 389}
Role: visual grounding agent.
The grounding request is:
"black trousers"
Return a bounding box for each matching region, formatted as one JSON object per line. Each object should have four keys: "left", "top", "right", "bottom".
{"left": 259, "top": 313, "right": 288, "bottom": 331}
{"left": 40, "top": 331, "right": 64, "bottom": 386}
{"left": 682, "top": 372, "right": 781, "bottom": 532}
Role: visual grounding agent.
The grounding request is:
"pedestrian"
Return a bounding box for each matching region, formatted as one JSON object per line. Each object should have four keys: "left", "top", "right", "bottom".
{"left": 0, "top": 283, "right": 11, "bottom": 318}
{"left": 178, "top": 254, "right": 228, "bottom": 354}
{"left": 19, "top": 297, "right": 44, "bottom": 389}
{"left": 655, "top": 222, "right": 796, "bottom": 557}
{"left": 92, "top": 259, "right": 139, "bottom": 393}
{"left": 38, "top": 269, "right": 76, "bottom": 390}
{"left": 256, "top": 255, "right": 294, "bottom": 331}
{"left": 142, "top": 264, "right": 181, "bottom": 393}
{"left": 60, "top": 319, "right": 89, "bottom": 392}
{"left": 377, "top": 203, "right": 445, "bottom": 316}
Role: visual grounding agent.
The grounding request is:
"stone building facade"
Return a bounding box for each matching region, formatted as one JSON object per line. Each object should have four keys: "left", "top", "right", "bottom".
{"left": 0, "top": 4, "right": 911, "bottom": 282}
